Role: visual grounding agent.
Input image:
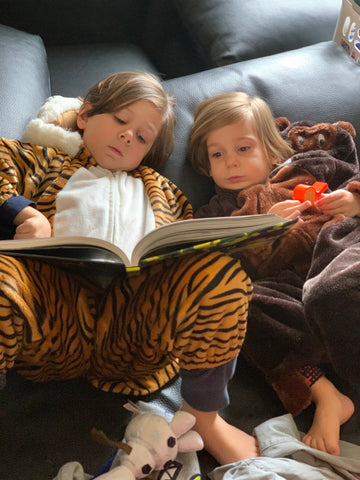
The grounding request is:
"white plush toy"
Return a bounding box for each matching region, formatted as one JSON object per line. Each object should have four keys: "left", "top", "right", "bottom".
{"left": 22, "top": 95, "right": 83, "bottom": 157}
{"left": 92, "top": 403, "right": 204, "bottom": 480}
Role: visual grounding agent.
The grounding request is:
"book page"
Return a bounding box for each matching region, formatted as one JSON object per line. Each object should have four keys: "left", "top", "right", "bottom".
{"left": 131, "top": 214, "right": 287, "bottom": 265}
{"left": 0, "top": 236, "right": 132, "bottom": 266}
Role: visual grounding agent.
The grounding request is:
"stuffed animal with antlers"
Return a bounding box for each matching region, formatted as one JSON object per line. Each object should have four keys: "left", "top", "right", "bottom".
{"left": 91, "top": 404, "right": 203, "bottom": 480}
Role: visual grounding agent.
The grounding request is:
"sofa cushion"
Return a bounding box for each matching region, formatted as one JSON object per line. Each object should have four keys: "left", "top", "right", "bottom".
{"left": 47, "top": 43, "right": 159, "bottom": 97}
{"left": 163, "top": 41, "right": 360, "bottom": 209}
{"left": 1, "top": 0, "right": 144, "bottom": 45}
{"left": 174, "top": 0, "right": 342, "bottom": 66}
{"left": 0, "top": 24, "right": 50, "bottom": 139}
{"left": 1, "top": 0, "right": 204, "bottom": 79}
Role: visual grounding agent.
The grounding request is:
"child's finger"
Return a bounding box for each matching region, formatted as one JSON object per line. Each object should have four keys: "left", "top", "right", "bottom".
{"left": 296, "top": 200, "right": 312, "bottom": 212}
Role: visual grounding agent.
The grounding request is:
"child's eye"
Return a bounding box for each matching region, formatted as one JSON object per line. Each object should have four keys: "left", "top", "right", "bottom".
{"left": 210, "top": 151, "right": 222, "bottom": 159}
{"left": 137, "top": 133, "right": 146, "bottom": 144}
{"left": 238, "top": 146, "right": 250, "bottom": 152}
{"left": 114, "top": 116, "right": 125, "bottom": 124}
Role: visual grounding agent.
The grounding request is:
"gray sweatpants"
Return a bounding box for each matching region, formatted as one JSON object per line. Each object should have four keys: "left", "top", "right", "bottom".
{"left": 211, "top": 414, "right": 360, "bottom": 480}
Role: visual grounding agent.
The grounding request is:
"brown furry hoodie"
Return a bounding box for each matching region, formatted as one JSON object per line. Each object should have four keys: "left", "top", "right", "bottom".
{"left": 195, "top": 120, "right": 360, "bottom": 415}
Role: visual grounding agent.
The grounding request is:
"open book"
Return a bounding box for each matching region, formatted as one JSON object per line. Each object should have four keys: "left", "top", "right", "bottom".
{"left": 0, "top": 214, "right": 297, "bottom": 273}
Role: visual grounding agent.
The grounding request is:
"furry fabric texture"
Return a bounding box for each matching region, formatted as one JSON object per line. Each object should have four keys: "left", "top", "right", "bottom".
{"left": 241, "top": 269, "right": 326, "bottom": 415}
{"left": 303, "top": 216, "right": 360, "bottom": 384}
{"left": 276, "top": 118, "right": 358, "bottom": 164}
{"left": 233, "top": 153, "right": 360, "bottom": 279}
{"left": 22, "top": 95, "right": 83, "bottom": 157}
{"left": 236, "top": 119, "right": 360, "bottom": 415}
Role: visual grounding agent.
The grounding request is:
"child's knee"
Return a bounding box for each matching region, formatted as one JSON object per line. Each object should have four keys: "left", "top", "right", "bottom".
{"left": 199, "top": 252, "right": 252, "bottom": 310}
{"left": 199, "top": 251, "right": 250, "bottom": 287}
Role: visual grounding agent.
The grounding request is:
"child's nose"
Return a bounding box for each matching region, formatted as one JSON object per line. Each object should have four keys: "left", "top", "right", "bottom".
{"left": 225, "top": 155, "right": 240, "bottom": 167}
{"left": 120, "top": 129, "right": 133, "bottom": 144}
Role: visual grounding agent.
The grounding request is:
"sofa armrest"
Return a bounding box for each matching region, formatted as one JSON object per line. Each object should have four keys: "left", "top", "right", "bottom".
{"left": 0, "top": 24, "right": 50, "bottom": 139}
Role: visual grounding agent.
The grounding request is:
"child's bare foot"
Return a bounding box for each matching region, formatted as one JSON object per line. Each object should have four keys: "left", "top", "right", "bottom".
{"left": 302, "top": 376, "right": 354, "bottom": 455}
{"left": 182, "top": 401, "right": 259, "bottom": 465}
{"left": 204, "top": 417, "right": 259, "bottom": 465}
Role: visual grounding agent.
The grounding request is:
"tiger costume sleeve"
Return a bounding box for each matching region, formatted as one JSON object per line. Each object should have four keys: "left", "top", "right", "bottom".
{"left": 0, "top": 139, "right": 64, "bottom": 227}
{"left": 0, "top": 140, "right": 96, "bottom": 230}
{"left": 0, "top": 139, "right": 53, "bottom": 202}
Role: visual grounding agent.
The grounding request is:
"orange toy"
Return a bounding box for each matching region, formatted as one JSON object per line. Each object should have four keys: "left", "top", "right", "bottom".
{"left": 293, "top": 181, "right": 328, "bottom": 203}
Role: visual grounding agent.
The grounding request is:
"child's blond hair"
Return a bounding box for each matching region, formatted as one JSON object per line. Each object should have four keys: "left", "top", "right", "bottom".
{"left": 83, "top": 71, "right": 175, "bottom": 169}
{"left": 188, "top": 92, "right": 293, "bottom": 176}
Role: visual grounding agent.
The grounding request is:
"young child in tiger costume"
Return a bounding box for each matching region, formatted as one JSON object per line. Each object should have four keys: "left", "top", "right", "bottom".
{"left": 0, "top": 72, "right": 256, "bottom": 465}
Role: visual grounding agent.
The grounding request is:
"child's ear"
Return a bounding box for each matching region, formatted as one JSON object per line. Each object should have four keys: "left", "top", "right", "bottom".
{"left": 77, "top": 102, "right": 92, "bottom": 130}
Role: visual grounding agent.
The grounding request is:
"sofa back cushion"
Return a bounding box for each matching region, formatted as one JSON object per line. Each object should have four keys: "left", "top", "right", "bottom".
{"left": 47, "top": 44, "right": 159, "bottom": 97}
{"left": 0, "top": 0, "right": 143, "bottom": 45}
{"left": 0, "top": 0, "right": 206, "bottom": 79}
{"left": 174, "top": 0, "right": 342, "bottom": 66}
{"left": 163, "top": 41, "right": 360, "bottom": 209}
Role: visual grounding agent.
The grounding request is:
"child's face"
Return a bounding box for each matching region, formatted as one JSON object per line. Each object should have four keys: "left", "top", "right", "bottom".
{"left": 206, "top": 121, "right": 270, "bottom": 190}
{"left": 77, "top": 100, "right": 162, "bottom": 172}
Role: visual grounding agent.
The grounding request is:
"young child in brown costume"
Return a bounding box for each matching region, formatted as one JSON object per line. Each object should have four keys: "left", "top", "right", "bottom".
{"left": 189, "top": 91, "right": 360, "bottom": 456}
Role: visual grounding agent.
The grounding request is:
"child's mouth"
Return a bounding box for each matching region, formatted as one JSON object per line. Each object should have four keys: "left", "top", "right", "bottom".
{"left": 228, "top": 176, "right": 244, "bottom": 183}
{"left": 109, "top": 146, "right": 123, "bottom": 156}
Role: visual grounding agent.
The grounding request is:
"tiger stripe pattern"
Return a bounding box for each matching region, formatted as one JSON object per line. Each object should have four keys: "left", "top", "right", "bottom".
{"left": 0, "top": 139, "right": 252, "bottom": 396}
{"left": 0, "top": 139, "right": 192, "bottom": 229}
{"left": 0, "top": 250, "right": 251, "bottom": 396}
{"left": 0, "top": 254, "right": 99, "bottom": 380}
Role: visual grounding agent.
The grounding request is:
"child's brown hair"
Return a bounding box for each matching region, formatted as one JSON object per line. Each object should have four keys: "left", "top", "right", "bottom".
{"left": 83, "top": 71, "right": 175, "bottom": 169}
{"left": 189, "top": 91, "right": 293, "bottom": 176}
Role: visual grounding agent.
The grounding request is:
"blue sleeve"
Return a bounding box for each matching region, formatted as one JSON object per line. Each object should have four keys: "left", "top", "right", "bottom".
{"left": 0, "top": 196, "right": 36, "bottom": 224}
{"left": 180, "top": 357, "right": 237, "bottom": 412}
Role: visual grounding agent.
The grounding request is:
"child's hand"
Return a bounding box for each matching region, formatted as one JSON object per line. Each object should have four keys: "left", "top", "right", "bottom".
{"left": 13, "top": 206, "right": 51, "bottom": 239}
{"left": 268, "top": 199, "right": 312, "bottom": 219}
{"left": 316, "top": 190, "right": 360, "bottom": 217}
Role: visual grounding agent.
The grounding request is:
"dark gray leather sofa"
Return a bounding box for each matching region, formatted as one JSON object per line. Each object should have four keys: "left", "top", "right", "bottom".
{"left": 1, "top": 1, "right": 360, "bottom": 478}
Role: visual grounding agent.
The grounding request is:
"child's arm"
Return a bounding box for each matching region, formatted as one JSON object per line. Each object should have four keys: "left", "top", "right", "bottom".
{"left": 315, "top": 190, "right": 360, "bottom": 217}
{"left": 13, "top": 205, "right": 51, "bottom": 239}
{"left": 0, "top": 140, "right": 40, "bottom": 207}
{"left": 0, "top": 139, "right": 55, "bottom": 238}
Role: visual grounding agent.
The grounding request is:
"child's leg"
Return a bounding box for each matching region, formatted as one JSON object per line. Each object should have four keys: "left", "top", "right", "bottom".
{"left": 301, "top": 366, "right": 354, "bottom": 456}
{"left": 243, "top": 270, "right": 325, "bottom": 417}
{"left": 182, "top": 401, "right": 259, "bottom": 465}
{"left": 0, "top": 255, "right": 97, "bottom": 380}
{"left": 90, "top": 250, "right": 251, "bottom": 392}
{"left": 90, "top": 251, "right": 254, "bottom": 464}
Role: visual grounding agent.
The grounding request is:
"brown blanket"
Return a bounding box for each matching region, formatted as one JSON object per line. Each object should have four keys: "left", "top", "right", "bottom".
{"left": 239, "top": 155, "right": 360, "bottom": 413}
{"left": 196, "top": 150, "right": 360, "bottom": 415}
{"left": 303, "top": 216, "right": 360, "bottom": 384}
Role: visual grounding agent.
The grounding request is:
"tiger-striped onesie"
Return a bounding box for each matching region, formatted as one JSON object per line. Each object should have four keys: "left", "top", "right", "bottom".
{"left": 0, "top": 139, "right": 252, "bottom": 411}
